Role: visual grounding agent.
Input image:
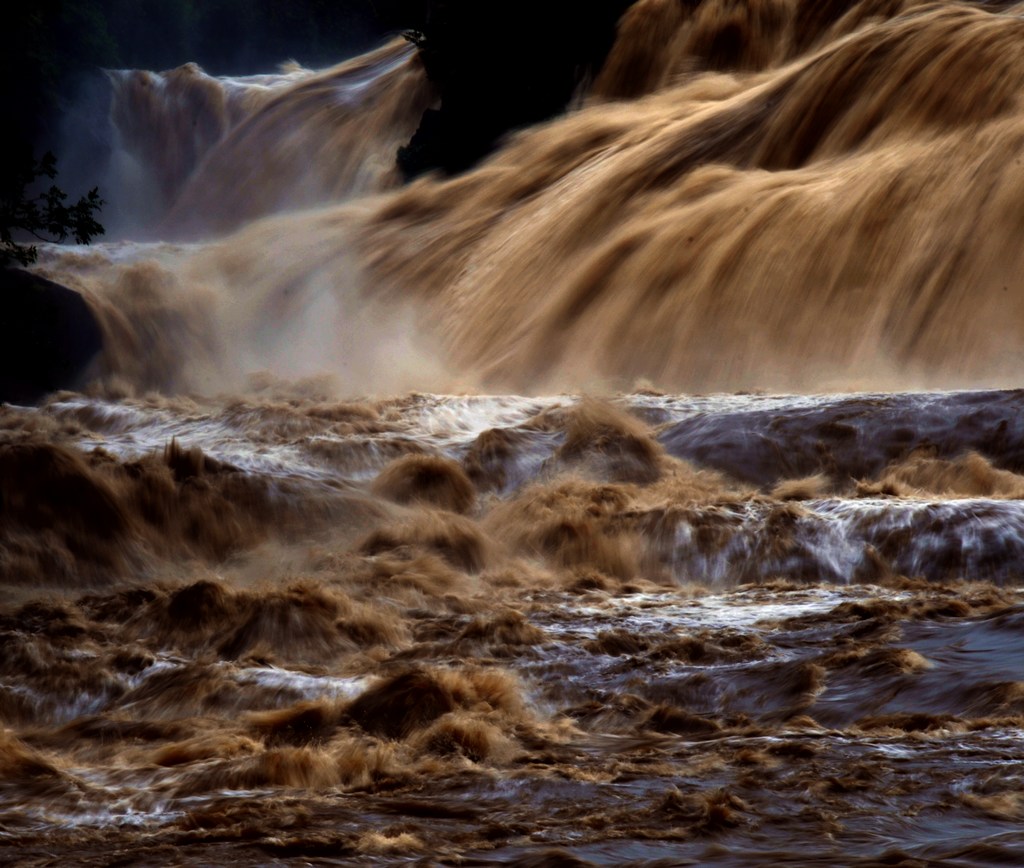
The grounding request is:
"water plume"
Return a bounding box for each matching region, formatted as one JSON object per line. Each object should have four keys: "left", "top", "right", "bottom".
{"left": 160, "top": 41, "right": 432, "bottom": 238}
{"left": 359, "top": 511, "right": 492, "bottom": 574}
{"left": 358, "top": 1, "right": 1024, "bottom": 392}
{"left": 106, "top": 61, "right": 312, "bottom": 226}
{"left": 866, "top": 450, "right": 1024, "bottom": 498}
{"left": 372, "top": 453, "right": 477, "bottom": 513}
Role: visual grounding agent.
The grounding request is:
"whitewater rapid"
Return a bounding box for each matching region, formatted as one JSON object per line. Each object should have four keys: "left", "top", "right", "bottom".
{"left": 6, "top": 1, "right": 1024, "bottom": 864}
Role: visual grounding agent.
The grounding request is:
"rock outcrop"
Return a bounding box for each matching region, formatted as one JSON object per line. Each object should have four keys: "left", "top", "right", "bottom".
{"left": 0, "top": 268, "right": 103, "bottom": 405}
{"left": 393, "top": 0, "right": 636, "bottom": 176}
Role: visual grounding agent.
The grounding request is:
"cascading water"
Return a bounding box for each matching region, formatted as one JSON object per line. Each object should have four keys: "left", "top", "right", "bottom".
{"left": 4, "top": 2, "right": 1024, "bottom": 864}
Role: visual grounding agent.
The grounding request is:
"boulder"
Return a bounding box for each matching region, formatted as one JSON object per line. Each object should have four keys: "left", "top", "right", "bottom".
{"left": 0, "top": 267, "right": 103, "bottom": 405}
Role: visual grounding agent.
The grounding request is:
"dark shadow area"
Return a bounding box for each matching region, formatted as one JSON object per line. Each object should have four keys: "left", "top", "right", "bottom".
{"left": 0, "top": 268, "right": 103, "bottom": 405}
{"left": 1, "top": 1, "right": 397, "bottom": 162}
{"left": 392, "top": 0, "right": 637, "bottom": 177}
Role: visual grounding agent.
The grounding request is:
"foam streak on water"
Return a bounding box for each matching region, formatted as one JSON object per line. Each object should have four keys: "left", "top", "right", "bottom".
{"left": 6, "top": 386, "right": 1024, "bottom": 865}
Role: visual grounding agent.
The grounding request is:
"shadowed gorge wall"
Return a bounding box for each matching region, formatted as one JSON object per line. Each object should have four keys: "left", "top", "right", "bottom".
{"left": 393, "top": 0, "right": 636, "bottom": 176}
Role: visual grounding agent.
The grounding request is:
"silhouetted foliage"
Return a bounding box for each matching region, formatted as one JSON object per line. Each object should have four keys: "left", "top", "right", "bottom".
{"left": 1, "top": 153, "right": 104, "bottom": 267}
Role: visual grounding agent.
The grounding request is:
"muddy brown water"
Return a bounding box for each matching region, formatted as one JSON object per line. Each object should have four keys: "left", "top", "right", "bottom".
{"left": 6, "top": 1, "right": 1024, "bottom": 864}
{"left": 4, "top": 392, "right": 1024, "bottom": 865}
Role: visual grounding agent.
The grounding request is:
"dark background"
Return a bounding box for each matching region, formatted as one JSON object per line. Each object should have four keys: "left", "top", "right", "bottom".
{"left": 1, "top": 1, "right": 635, "bottom": 205}
{"left": 1, "top": 0, "right": 403, "bottom": 159}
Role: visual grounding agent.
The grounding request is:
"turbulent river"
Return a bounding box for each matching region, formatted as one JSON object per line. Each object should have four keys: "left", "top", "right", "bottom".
{"left": 5, "top": 1, "right": 1024, "bottom": 865}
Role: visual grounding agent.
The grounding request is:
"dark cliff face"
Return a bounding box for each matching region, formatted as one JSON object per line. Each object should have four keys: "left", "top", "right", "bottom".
{"left": 393, "top": 0, "right": 637, "bottom": 177}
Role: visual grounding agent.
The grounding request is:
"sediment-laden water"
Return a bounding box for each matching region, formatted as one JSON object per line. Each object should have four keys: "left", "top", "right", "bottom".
{"left": 5, "top": 1, "right": 1024, "bottom": 864}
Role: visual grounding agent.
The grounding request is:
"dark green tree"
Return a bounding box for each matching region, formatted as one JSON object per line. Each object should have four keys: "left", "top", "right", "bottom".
{"left": 1, "top": 152, "right": 104, "bottom": 267}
